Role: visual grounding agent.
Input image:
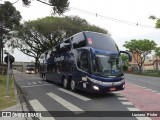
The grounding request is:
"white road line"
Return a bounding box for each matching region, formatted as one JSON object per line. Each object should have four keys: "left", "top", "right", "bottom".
{"left": 111, "top": 91, "right": 119, "bottom": 94}
{"left": 58, "top": 88, "right": 91, "bottom": 101}
{"left": 21, "top": 84, "right": 52, "bottom": 88}
{"left": 145, "top": 89, "right": 152, "bottom": 91}
{"left": 29, "top": 99, "right": 55, "bottom": 120}
{"left": 151, "top": 90, "right": 158, "bottom": 93}
{"left": 139, "top": 86, "right": 146, "bottom": 89}
{"left": 121, "top": 102, "right": 133, "bottom": 105}
{"left": 115, "top": 93, "right": 123, "bottom": 97}
{"left": 136, "top": 117, "right": 152, "bottom": 120}
{"left": 117, "top": 97, "right": 128, "bottom": 100}
{"left": 127, "top": 107, "right": 140, "bottom": 111}
{"left": 37, "top": 81, "right": 42, "bottom": 84}
{"left": 133, "top": 84, "right": 140, "bottom": 87}
{"left": 131, "top": 83, "right": 159, "bottom": 94}
{"left": 47, "top": 92, "right": 84, "bottom": 114}
{"left": 27, "top": 82, "right": 31, "bottom": 85}
{"left": 32, "top": 82, "right": 37, "bottom": 84}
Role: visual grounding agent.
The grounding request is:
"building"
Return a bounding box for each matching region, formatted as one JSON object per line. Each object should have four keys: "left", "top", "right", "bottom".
{"left": 129, "top": 51, "right": 160, "bottom": 71}
{"left": 143, "top": 55, "right": 160, "bottom": 71}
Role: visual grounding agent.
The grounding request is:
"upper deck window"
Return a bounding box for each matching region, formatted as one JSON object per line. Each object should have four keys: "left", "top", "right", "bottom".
{"left": 85, "top": 32, "right": 119, "bottom": 52}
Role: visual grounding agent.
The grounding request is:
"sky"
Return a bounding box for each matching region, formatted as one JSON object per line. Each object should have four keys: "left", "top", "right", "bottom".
{"left": 1, "top": 0, "right": 160, "bottom": 62}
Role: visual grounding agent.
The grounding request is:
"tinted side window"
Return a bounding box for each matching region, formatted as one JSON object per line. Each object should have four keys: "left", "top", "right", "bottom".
{"left": 72, "top": 33, "right": 87, "bottom": 49}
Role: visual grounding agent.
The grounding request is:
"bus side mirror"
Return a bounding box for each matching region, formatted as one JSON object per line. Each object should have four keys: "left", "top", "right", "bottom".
{"left": 119, "top": 51, "right": 132, "bottom": 62}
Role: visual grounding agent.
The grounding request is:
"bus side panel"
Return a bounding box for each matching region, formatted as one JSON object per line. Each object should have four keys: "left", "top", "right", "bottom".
{"left": 72, "top": 69, "right": 92, "bottom": 92}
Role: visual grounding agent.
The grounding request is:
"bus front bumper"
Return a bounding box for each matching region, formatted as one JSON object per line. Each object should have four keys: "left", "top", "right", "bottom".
{"left": 89, "top": 80, "right": 125, "bottom": 93}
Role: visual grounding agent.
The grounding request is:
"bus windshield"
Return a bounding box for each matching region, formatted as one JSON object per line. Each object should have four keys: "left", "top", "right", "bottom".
{"left": 85, "top": 32, "right": 119, "bottom": 52}
{"left": 92, "top": 54, "right": 122, "bottom": 77}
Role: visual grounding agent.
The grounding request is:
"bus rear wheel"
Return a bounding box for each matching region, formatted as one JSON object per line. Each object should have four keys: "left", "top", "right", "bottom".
{"left": 70, "top": 79, "right": 76, "bottom": 92}
{"left": 63, "top": 78, "right": 69, "bottom": 89}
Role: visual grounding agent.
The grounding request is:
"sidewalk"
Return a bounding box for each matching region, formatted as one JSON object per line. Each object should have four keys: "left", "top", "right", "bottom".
{"left": 0, "top": 102, "right": 32, "bottom": 120}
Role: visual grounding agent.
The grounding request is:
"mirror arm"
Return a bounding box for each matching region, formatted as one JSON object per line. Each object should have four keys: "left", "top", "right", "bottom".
{"left": 119, "top": 51, "right": 132, "bottom": 62}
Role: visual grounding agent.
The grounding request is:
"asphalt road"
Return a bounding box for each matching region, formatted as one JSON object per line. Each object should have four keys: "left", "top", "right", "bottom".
{"left": 125, "top": 74, "right": 160, "bottom": 93}
{"left": 13, "top": 72, "right": 157, "bottom": 120}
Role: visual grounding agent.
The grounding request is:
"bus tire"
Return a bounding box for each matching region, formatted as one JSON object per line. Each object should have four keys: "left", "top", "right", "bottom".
{"left": 63, "top": 78, "right": 69, "bottom": 89}
{"left": 70, "top": 79, "right": 76, "bottom": 92}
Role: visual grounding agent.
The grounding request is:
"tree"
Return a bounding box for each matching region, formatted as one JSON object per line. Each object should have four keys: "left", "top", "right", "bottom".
{"left": 22, "top": 0, "right": 69, "bottom": 15}
{"left": 8, "top": 16, "right": 108, "bottom": 67}
{"left": 149, "top": 15, "right": 160, "bottom": 28}
{"left": 155, "top": 47, "right": 160, "bottom": 71}
{"left": 0, "top": 1, "right": 22, "bottom": 73}
{"left": 155, "top": 47, "right": 160, "bottom": 58}
{"left": 123, "top": 39, "right": 157, "bottom": 72}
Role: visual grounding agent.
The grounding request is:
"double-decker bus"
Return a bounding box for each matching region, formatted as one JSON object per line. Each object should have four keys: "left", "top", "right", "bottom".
{"left": 39, "top": 31, "right": 132, "bottom": 93}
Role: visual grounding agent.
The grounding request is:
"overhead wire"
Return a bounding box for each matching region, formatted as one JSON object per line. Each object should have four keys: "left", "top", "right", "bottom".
{"left": 70, "top": 7, "right": 157, "bottom": 29}
{"left": 11, "top": 0, "right": 20, "bottom": 4}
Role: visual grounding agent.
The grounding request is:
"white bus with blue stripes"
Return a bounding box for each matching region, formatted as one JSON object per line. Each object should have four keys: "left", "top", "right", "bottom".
{"left": 39, "top": 31, "right": 132, "bottom": 93}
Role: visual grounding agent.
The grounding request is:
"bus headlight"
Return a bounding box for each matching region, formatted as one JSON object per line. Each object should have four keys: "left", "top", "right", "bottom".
{"left": 93, "top": 86, "right": 99, "bottom": 90}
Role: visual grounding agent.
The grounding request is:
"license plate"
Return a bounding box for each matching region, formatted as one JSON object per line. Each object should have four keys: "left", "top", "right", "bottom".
{"left": 110, "top": 87, "right": 116, "bottom": 91}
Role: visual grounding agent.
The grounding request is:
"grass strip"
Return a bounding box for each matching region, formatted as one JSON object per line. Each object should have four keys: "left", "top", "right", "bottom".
{"left": 0, "top": 74, "right": 16, "bottom": 110}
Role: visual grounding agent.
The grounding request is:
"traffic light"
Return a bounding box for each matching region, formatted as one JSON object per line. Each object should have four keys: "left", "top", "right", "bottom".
{"left": 4, "top": 55, "right": 15, "bottom": 68}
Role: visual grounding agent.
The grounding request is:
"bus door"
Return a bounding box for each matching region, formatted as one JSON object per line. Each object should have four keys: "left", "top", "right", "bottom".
{"left": 76, "top": 49, "right": 91, "bottom": 90}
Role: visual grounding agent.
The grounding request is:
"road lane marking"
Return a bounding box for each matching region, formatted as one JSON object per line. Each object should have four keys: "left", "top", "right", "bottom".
{"left": 29, "top": 99, "right": 55, "bottom": 120}
{"left": 129, "top": 83, "right": 159, "bottom": 94}
{"left": 127, "top": 107, "right": 140, "bottom": 111}
{"left": 139, "top": 86, "right": 146, "bottom": 89}
{"left": 117, "top": 97, "right": 127, "bottom": 100}
{"left": 121, "top": 102, "right": 133, "bottom": 105}
{"left": 114, "top": 93, "right": 123, "bottom": 97}
{"left": 151, "top": 90, "right": 158, "bottom": 93}
{"left": 32, "top": 82, "right": 37, "bottom": 84}
{"left": 47, "top": 92, "right": 84, "bottom": 114}
{"left": 27, "top": 82, "right": 31, "bottom": 85}
{"left": 58, "top": 88, "right": 91, "bottom": 101}
{"left": 145, "top": 89, "right": 152, "bottom": 91}
{"left": 111, "top": 91, "right": 119, "bottom": 94}
{"left": 21, "top": 84, "right": 52, "bottom": 88}
{"left": 37, "top": 81, "right": 42, "bottom": 84}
